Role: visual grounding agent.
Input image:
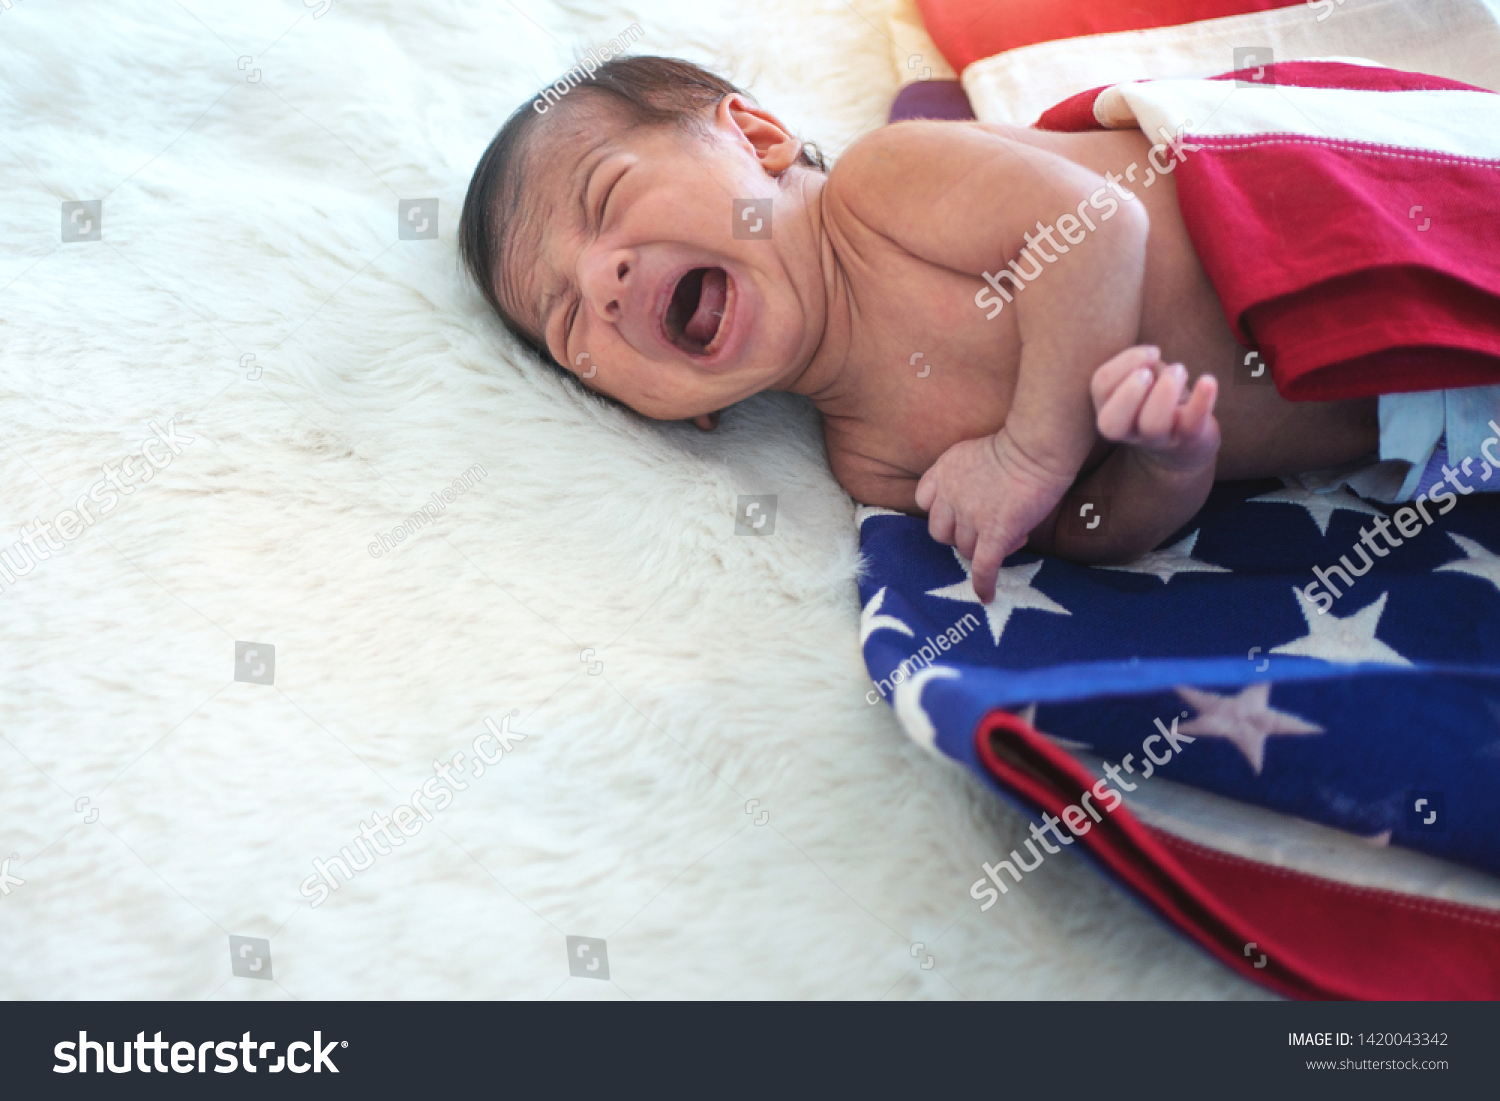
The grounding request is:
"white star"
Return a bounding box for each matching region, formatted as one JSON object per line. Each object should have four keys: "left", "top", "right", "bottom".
{"left": 1362, "top": 830, "right": 1393, "bottom": 847}
{"left": 855, "top": 505, "right": 905, "bottom": 526}
{"left": 1435, "top": 533, "right": 1500, "bottom": 596}
{"left": 1271, "top": 588, "right": 1411, "bottom": 666}
{"left": 1249, "top": 478, "right": 1386, "bottom": 536}
{"left": 859, "top": 586, "right": 914, "bottom": 647}
{"left": 1176, "top": 683, "right": 1325, "bottom": 774}
{"left": 926, "top": 549, "right": 1070, "bottom": 646}
{"left": 1095, "top": 530, "right": 1231, "bottom": 583}
{"left": 892, "top": 665, "right": 960, "bottom": 755}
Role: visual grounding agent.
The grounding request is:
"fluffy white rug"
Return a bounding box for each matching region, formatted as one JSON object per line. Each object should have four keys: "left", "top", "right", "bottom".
{"left": 0, "top": 0, "right": 1261, "bottom": 999}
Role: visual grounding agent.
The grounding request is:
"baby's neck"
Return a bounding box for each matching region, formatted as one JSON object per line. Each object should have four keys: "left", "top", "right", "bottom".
{"left": 762, "top": 169, "right": 859, "bottom": 410}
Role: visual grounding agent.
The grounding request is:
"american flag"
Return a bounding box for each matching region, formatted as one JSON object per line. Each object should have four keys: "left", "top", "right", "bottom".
{"left": 857, "top": 465, "right": 1500, "bottom": 999}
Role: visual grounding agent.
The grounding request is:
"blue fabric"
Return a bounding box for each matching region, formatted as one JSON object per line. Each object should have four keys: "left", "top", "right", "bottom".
{"left": 857, "top": 480, "right": 1500, "bottom": 876}
{"left": 1380, "top": 387, "right": 1500, "bottom": 501}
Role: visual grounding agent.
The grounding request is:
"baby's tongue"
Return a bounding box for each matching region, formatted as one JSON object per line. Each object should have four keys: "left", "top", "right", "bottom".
{"left": 683, "top": 268, "right": 727, "bottom": 346}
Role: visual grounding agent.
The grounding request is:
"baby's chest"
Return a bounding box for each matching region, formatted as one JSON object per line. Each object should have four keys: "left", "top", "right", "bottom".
{"left": 854, "top": 251, "right": 1014, "bottom": 368}
{"left": 843, "top": 264, "right": 1023, "bottom": 470}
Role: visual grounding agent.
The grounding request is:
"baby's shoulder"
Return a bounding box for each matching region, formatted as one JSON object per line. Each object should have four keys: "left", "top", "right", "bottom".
{"left": 828, "top": 119, "right": 1031, "bottom": 202}
{"left": 822, "top": 120, "right": 1067, "bottom": 269}
{"left": 825, "top": 120, "right": 970, "bottom": 226}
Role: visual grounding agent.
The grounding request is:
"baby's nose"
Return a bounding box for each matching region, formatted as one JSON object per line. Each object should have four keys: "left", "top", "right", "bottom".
{"left": 584, "top": 252, "right": 631, "bottom": 321}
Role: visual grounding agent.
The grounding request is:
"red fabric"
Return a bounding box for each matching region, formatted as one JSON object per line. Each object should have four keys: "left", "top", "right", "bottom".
{"left": 1178, "top": 139, "right": 1500, "bottom": 399}
{"left": 1034, "top": 85, "right": 1112, "bottom": 131}
{"left": 916, "top": 0, "right": 1303, "bottom": 75}
{"left": 975, "top": 710, "right": 1500, "bottom": 999}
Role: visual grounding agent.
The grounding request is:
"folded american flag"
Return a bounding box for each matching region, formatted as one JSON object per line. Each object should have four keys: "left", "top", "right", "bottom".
{"left": 857, "top": 470, "right": 1500, "bottom": 999}
{"left": 1036, "top": 60, "right": 1500, "bottom": 399}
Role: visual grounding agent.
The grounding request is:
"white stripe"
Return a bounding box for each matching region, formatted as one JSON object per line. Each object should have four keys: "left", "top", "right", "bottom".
{"left": 1071, "top": 750, "right": 1500, "bottom": 911}
{"left": 1100, "top": 79, "right": 1500, "bottom": 161}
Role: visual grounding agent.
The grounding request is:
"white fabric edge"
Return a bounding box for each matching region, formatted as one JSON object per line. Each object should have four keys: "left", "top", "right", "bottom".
{"left": 1099, "top": 81, "right": 1500, "bottom": 160}
{"left": 962, "top": 0, "right": 1500, "bottom": 125}
{"left": 1062, "top": 745, "right": 1500, "bottom": 912}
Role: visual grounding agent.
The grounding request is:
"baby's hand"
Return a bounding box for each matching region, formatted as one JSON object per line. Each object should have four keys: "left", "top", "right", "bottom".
{"left": 1092, "top": 346, "right": 1219, "bottom": 471}
{"left": 915, "top": 429, "right": 1075, "bottom": 604}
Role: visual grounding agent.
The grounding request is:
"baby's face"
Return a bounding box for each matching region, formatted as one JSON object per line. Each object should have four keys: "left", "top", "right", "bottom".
{"left": 498, "top": 98, "right": 823, "bottom": 421}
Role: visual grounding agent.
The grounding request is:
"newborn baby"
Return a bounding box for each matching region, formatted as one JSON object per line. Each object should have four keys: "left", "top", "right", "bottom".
{"left": 459, "top": 56, "right": 1381, "bottom": 601}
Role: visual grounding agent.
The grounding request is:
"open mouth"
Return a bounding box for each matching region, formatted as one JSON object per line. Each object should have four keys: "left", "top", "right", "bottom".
{"left": 663, "top": 266, "right": 729, "bottom": 356}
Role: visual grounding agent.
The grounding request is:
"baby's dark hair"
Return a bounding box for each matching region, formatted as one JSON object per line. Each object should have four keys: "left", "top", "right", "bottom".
{"left": 458, "top": 54, "right": 825, "bottom": 382}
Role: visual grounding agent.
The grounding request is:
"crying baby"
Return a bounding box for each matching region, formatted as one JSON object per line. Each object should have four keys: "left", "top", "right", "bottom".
{"left": 457, "top": 55, "right": 1494, "bottom": 603}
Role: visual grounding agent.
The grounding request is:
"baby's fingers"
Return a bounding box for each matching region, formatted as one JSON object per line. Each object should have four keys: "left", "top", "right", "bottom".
{"left": 1095, "top": 365, "right": 1156, "bottom": 440}
{"left": 970, "top": 542, "right": 1003, "bottom": 604}
{"left": 955, "top": 518, "right": 980, "bottom": 561}
{"left": 1136, "top": 364, "right": 1189, "bottom": 446}
{"left": 1090, "top": 345, "right": 1162, "bottom": 411}
{"left": 927, "top": 498, "right": 956, "bottom": 546}
{"left": 1174, "top": 374, "right": 1219, "bottom": 437}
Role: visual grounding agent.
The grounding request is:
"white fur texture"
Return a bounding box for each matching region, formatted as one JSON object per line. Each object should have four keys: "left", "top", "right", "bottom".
{"left": 0, "top": 0, "right": 1258, "bottom": 999}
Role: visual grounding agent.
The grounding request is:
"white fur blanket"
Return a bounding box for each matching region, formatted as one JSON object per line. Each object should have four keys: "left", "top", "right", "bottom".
{"left": 0, "top": 0, "right": 1258, "bottom": 998}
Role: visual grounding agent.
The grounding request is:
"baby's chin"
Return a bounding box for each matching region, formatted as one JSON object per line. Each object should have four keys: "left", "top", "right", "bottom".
{"left": 624, "top": 371, "right": 766, "bottom": 423}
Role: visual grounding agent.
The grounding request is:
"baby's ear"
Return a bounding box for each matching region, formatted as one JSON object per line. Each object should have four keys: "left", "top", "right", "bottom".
{"left": 691, "top": 411, "right": 721, "bottom": 432}
{"left": 720, "top": 94, "right": 801, "bottom": 177}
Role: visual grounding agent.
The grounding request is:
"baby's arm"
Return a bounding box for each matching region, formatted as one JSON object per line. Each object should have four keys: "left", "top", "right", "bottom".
{"left": 834, "top": 121, "right": 1149, "bottom": 600}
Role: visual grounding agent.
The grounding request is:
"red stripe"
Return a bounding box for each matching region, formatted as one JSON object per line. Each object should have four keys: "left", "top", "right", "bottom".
{"left": 1160, "top": 832, "right": 1500, "bottom": 1000}
{"left": 974, "top": 709, "right": 1500, "bottom": 999}
{"left": 1035, "top": 62, "right": 1496, "bottom": 132}
{"left": 916, "top": 0, "right": 1303, "bottom": 76}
